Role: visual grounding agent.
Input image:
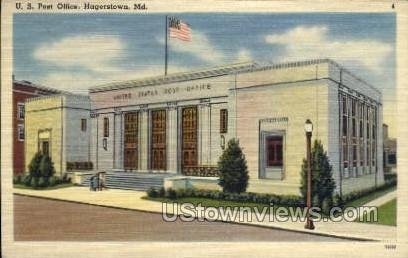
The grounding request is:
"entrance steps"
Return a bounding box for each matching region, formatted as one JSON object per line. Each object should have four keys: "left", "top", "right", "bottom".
{"left": 81, "top": 171, "right": 173, "bottom": 191}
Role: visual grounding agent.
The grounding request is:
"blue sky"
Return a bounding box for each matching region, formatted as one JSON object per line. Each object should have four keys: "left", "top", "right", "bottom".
{"left": 13, "top": 13, "right": 396, "bottom": 135}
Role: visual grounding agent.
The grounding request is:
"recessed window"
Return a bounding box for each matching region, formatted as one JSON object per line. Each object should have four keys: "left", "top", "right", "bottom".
{"left": 266, "top": 136, "right": 283, "bottom": 167}
{"left": 17, "top": 124, "right": 25, "bottom": 141}
{"left": 220, "top": 109, "right": 228, "bottom": 133}
{"left": 17, "top": 103, "right": 25, "bottom": 119}
{"left": 103, "top": 117, "right": 109, "bottom": 137}
{"left": 41, "top": 141, "right": 49, "bottom": 156}
{"left": 81, "top": 119, "right": 87, "bottom": 132}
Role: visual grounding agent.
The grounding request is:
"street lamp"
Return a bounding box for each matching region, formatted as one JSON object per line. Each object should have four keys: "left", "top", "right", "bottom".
{"left": 304, "top": 119, "right": 315, "bottom": 230}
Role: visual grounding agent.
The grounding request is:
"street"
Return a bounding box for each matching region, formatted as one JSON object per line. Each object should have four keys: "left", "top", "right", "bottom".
{"left": 14, "top": 195, "right": 349, "bottom": 241}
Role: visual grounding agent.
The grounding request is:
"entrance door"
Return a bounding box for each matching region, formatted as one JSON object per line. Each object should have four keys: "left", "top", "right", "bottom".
{"left": 124, "top": 112, "right": 139, "bottom": 170}
{"left": 40, "top": 141, "right": 49, "bottom": 157}
{"left": 182, "top": 106, "right": 198, "bottom": 169}
{"left": 151, "top": 110, "right": 167, "bottom": 170}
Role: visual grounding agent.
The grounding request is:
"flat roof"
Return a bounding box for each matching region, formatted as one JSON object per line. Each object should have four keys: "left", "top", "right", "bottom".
{"left": 89, "top": 61, "right": 259, "bottom": 93}
{"left": 88, "top": 58, "right": 378, "bottom": 95}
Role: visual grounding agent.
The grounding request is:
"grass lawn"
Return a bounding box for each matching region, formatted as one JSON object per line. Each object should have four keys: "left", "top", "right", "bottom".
{"left": 13, "top": 183, "right": 73, "bottom": 190}
{"left": 359, "top": 198, "right": 396, "bottom": 226}
{"left": 144, "top": 184, "right": 396, "bottom": 219}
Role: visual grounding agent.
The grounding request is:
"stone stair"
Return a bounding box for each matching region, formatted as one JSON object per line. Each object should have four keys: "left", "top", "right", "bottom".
{"left": 81, "top": 172, "right": 170, "bottom": 191}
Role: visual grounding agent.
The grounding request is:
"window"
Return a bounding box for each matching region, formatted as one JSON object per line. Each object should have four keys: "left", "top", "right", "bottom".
{"left": 41, "top": 141, "right": 49, "bottom": 156}
{"left": 388, "top": 154, "right": 396, "bottom": 165}
{"left": 17, "top": 103, "right": 25, "bottom": 119}
{"left": 266, "top": 136, "right": 283, "bottom": 167}
{"left": 220, "top": 109, "right": 228, "bottom": 133}
{"left": 342, "top": 96, "right": 348, "bottom": 136}
{"left": 81, "top": 119, "right": 87, "bottom": 132}
{"left": 103, "top": 117, "right": 109, "bottom": 137}
{"left": 17, "top": 124, "right": 24, "bottom": 141}
{"left": 340, "top": 94, "right": 349, "bottom": 171}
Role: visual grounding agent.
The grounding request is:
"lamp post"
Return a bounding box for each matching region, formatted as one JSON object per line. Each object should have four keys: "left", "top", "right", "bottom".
{"left": 304, "top": 119, "right": 315, "bottom": 230}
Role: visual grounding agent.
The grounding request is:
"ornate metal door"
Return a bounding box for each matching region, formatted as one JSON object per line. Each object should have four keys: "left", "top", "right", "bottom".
{"left": 182, "top": 106, "right": 198, "bottom": 168}
{"left": 151, "top": 110, "right": 167, "bottom": 170}
{"left": 124, "top": 112, "right": 138, "bottom": 170}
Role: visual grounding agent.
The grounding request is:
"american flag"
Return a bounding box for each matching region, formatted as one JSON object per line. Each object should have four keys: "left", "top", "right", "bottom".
{"left": 168, "top": 17, "right": 191, "bottom": 42}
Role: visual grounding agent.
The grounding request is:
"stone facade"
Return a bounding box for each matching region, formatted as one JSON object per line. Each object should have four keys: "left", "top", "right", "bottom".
{"left": 25, "top": 94, "right": 91, "bottom": 177}
{"left": 87, "top": 59, "right": 384, "bottom": 196}
{"left": 12, "top": 79, "right": 61, "bottom": 175}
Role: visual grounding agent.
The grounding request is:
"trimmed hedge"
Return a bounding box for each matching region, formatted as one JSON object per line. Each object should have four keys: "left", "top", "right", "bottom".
{"left": 147, "top": 187, "right": 305, "bottom": 207}
{"left": 146, "top": 174, "right": 396, "bottom": 212}
{"left": 13, "top": 175, "right": 71, "bottom": 189}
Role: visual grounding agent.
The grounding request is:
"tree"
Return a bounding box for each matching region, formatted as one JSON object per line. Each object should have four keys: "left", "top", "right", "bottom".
{"left": 28, "top": 152, "right": 43, "bottom": 178}
{"left": 300, "top": 140, "right": 336, "bottom": 211}
{"left": 218, "top": 139, "right": 249, "bottom": 193}
{"left": 39, "top": 155, "right": 55, "bottom": 186}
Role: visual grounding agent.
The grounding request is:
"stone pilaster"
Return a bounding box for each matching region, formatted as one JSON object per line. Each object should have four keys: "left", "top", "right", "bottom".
{"left": 139, "top": 108, "right": 149, "bottom": 171}
{"left": 167, "top": 102, "right": 178, "bottom": 173}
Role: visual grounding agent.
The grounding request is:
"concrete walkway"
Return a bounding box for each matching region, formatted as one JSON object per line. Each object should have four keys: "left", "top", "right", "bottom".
{"left": 13, "top": 186, "right": 396, "bottom": 242}
{"left": 363, "top": 190, "right": 396, "bottom": 207}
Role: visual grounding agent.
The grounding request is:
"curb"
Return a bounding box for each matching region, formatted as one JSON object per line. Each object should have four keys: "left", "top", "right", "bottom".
{"left": 14, "top": 192, "right": 377, "bottom": 241}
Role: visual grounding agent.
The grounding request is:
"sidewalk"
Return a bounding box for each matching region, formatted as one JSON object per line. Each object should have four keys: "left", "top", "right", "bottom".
{"left": 363, "top": 190, "right": 396, "bottom": 207}
{"left": 13, "top": 186, "right": 396, "bottom": 242}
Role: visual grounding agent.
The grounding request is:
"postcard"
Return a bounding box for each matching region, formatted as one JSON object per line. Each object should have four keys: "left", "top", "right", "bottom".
{"left": 1, "top": 0, "right": 407, "bottom": 257}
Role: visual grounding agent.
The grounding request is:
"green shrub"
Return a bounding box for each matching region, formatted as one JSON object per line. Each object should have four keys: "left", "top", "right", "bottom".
{"left": 147, "top": 187, "right": 304, "bottom": 207}
{"left": 300, "top": 140, "right": 335, "bottom": 209}
{"left": 28, "top": 152, "right": 43, "bottom": 179}
{"left": 13, "top": 175, "right": 23, "bottom": 184}
{"left": 38, "top": 177, "right": 48, "bottom": 188}
{"left": 39, "top": 155, "right": 55, "bottom": 179}
{"left": 48, "top": 176, "right": 58, "bottom": 187}
{"left": 165, "top": 188, "right": 177, "bottom": 199}
{"left": 23, "top": 175, "right": 32, "bottom": 187}
{"left": 158, "top": 187, "right": 166, "bottom": 197}
{"left": 147, "top": 187, "right": 159, "bottom": 198}
{"left": 218, "top": 139, "right": 249, "bottom": 194}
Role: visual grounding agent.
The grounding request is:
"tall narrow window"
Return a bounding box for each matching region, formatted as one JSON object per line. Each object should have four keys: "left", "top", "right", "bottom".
{"left": 351, "top": 99, "right": 357, "bottom": 168}
{"left": 359, "top": 102, "right": 364, "bottom": 166}
{"left": 17, "top": 124, "right": 25, "bottom": 141}
{"left": 266, "top": 136, "right": 283, "bottom": 167}
{"left": 341, "top": 95, "right": 349, "bottom": 171}
{"left": 81, "top": 119, "right": 87, "bottom": 132}
{"left": 17, "top": 103, "right": 25, "bottom": 119}
{"left": 103, "top": 117, "right": 109, "bottom": 137}
{"left": 372, "top": 107, "right": 377, "bottom": 167}
{"left": 220, "top": 109, "right": 228, "bottom": 133}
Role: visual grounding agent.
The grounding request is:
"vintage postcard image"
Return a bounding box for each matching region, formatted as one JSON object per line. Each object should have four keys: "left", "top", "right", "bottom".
{"left": 1, "top": 0, "right": 407, "bottom": 257}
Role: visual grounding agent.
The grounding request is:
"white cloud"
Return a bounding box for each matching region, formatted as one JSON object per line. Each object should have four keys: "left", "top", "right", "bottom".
{"left": 33, "top": 34, "right": 193, "bottom": 92}
{"left": 235, "top": 48, "right": 253, "bottom": 63}
{"left": 159, "top": 30, "right": 225, "bottom": 64}
{"left": 33, "top": 35, "right": 126, "bottom": 72}
{"left": 265, "top": 26, "right": 392, "bottom": 72}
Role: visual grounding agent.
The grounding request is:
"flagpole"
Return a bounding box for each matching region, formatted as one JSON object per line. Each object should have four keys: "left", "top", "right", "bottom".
{"left": 165, "top": 15, "right": 168, "bottom": 76}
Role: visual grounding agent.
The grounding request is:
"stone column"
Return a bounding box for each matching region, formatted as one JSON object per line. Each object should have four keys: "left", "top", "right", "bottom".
{"left": 139, "top": 108, "right": 149, "bottom": 171}
{"left": 113, "top": 108, "right": 123, "bottom": 169}
{"left": 199, "top": 101, "right": 211, "bottom": 166}
{"left": 167, "top": 102, "right": 178, "bottom": 173}
{"left": 89, "top": 112, "right": 99, "bottom": 171}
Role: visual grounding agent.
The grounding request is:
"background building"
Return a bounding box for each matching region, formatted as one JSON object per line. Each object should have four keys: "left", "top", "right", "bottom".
{"left": 88, "top": 59, "right": 384, "bottom": 196}
{"left": 383, "top": 124, "right": 397, "bottom": 174}
{"left": 12, "top": 78, "right": 61, "bottom": 175}
{"left": 25, "top": 94, "right": 91, "bottom": 177}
